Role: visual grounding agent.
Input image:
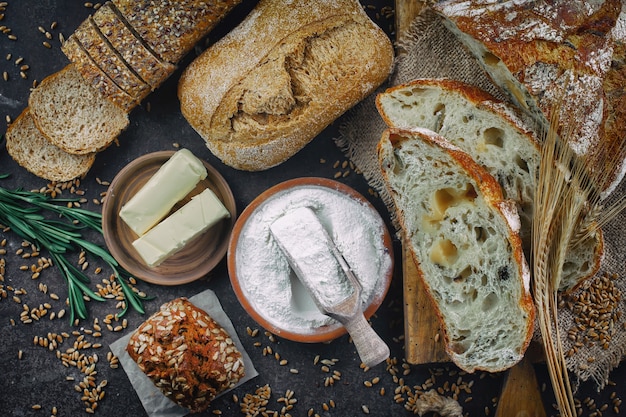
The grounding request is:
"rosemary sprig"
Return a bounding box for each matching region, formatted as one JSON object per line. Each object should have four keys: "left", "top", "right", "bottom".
{"left": 0, "top": 174, "right": 150, "bottom": 322}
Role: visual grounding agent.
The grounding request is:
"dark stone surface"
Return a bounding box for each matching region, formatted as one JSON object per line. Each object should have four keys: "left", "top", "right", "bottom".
{"left": 1, "top": 1, "right": 625, "bottom": 417}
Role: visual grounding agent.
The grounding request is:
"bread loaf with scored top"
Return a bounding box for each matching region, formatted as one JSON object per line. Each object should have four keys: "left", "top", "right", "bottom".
{"left": 376, "top": 78, "right": 605, "bottom": 293}
{"left": 178, "top": 0, "right": 394, "bottom": 171}
{"left": 377, "top": 127, "right": 535, "bottom": 373}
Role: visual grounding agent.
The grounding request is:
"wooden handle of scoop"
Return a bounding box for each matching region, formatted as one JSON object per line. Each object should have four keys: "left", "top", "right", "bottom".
{"left": 342, "top": 312, "right": 390, "bottom": 368}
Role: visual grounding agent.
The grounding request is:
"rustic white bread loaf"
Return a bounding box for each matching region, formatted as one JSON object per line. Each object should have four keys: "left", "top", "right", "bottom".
{"left": 112, "top": 0, "right": 243, "bottom": 64}
{"left": 376, "top": 78, "right": 604, "bottom": 292}
{"left": 92, "top": 2, "right": 176, "bottom": 89}
{"left": 178, "top": 0, "right": 394, "bottom": 171}
{"left": 432, "top": 0, "right": 626, "bottom": 196}
{"left": 377, "top": 127, "right": 535, "bottom": 373}
{"left": 28, "top": 64, "right": 130, "bottom": 155}
{"left": 6, "top": 108, "right": 96, "bottom": 181}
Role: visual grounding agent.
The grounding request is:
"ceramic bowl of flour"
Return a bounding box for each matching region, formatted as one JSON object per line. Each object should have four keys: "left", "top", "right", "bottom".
{"left": 227, "top": 177, "right": 394, "bottom": 343}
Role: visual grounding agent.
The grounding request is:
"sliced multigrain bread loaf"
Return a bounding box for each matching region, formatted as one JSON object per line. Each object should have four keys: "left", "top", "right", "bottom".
{"left": 377, "top": 127, "right": 535, "bottom": 373}
{"left": 61, "top": 35, "right": 139, "bottom": 112}
{"left": 28, "top": 64, "right": 130, "bottom": 155}
{"left": 6, "top": 108, "right": 96, "bottom": 181}
{"left": 67, "top": 16, "right": 151, "bottom": 102}
{"left": 92, "top": 2, "right": 176, "bottom": 89}
{"left": 112, "top": 0, "right": 243, "bottom": 64}
{"left": 375, "top": 78, "right": 604, "bottom": 292}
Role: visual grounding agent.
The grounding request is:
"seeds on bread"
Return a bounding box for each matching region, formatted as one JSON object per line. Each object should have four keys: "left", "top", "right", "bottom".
{"left": 378, "top": 127, "right": 535, "bottom": 373}
{"left": 92, "top": 2, "right": 176, "bottom": 89}
{"left": 112, "top": 0, "right": 243, "bottom": 64}
{"left": 28, "top": 64, "right": 130, "bottom": 155}
{"left": 6, "top": 108, "right": 96, "bottom": 182}
{"left": 126, "top": 298, "right": 245, "bottom": 414}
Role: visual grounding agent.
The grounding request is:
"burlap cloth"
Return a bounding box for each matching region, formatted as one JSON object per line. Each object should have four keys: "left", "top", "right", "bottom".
{"left": 336, "top": 9, "right": 626, "bottom": 390}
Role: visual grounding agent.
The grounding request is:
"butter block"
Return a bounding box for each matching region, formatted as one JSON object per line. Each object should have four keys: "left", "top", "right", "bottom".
{"left": 120, "top": 148, "right": 208, "bottom": 236}
{"left": 132, "top": 188, "right": 230, "bottom": 267}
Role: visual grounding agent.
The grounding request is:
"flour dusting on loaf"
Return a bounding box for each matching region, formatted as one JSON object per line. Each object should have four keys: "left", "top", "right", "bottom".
{"left": 179, "top": 0, "right": 394, "bottom": 171}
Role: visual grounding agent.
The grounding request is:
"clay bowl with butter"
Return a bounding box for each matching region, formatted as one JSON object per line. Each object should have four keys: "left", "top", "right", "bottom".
{"left": 102, "top": 150, "right": 236, "bottom": 285}
{"left": 228, "top": 177, "right": 394, "bottom": 343}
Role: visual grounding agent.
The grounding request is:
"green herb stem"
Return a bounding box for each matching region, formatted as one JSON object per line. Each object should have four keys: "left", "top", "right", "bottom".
{"left": 0, "top": 176, "right": 150, "bottom": 322}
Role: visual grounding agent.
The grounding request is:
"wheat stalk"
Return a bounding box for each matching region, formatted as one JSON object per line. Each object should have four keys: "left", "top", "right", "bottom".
{"left": 532, "top": 88, "right": 626, "bottom": 416}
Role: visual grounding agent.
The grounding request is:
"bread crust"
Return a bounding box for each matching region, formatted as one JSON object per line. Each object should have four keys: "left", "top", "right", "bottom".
{"left": 126, "top": 298, "right": 245, "bottom": 413}
{"left": 92, "top": 2, "right": 176, "bottom": 89}
{"left": 178, "top": 0, "right": 394, "bottom": 171}
{"left": 112, "top": 0, "right": 243, "bottom": 64}
{"left": 6, "top": 109, "right": 96, "bottom": 181}
{"left": 378, "top": 127, "right": 535, "bottom": 373}
{"left": 433, "top": 0, "right": 626, "bottom": 195}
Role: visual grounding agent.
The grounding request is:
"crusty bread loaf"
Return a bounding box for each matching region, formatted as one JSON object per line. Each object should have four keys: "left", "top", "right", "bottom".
{"left": 377, "top": 127, "right": 534, "bottom": 373}
{"left": 92, "top": 2, "right": 176, "bottom": 89}
{"left": 126, "top": 298, "right": 245, "bottom": 414}
{"left": 376, "top": 78, "right": 604, "bottom": 292}
{"left": 67, "top": 16, "right": 151, "bottom": 102}
{"left": 433, "top": 0, "right": 626, "bottom": 196}
{"left": 28, "top": 64, "right": 130, "bottom": 155}
{"left": 178, "top": 0, "right": 394, "bottom": 171}
{"left": 5, "top": 108, "right": 96, "bottom": 181}
{"left": 112, "top": 0, "right": 243, "bottom": 64}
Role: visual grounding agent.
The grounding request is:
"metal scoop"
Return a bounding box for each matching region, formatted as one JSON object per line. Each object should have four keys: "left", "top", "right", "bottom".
{"left": 270, "top": 206, "right": 390, "bottom": 367}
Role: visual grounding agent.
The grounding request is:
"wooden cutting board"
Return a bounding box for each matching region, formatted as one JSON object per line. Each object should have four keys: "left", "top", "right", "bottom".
{"left": 394, "top": 2, "right": 547, "bottom": 416}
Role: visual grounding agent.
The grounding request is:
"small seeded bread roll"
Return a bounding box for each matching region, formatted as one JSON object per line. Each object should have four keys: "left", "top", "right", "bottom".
{"left": 28, "top": 64, "right": 130, "bottom": 155}
{"left": 178, "top": 0, "right": 394, "bottom": 171}
{"left": 378, "top": 127, "right": 535, "bottom": 373}
{"left": 126, "top": 298, "right": 245, "bottom": 414}
{"left": 376, "top": 78, "right": 605, "bottom": 293}
{"left": 6, "top": 108, "right": 96, "bottom": 182}
{"left": 112, "top": 0, "right": 243, "bottom": 64}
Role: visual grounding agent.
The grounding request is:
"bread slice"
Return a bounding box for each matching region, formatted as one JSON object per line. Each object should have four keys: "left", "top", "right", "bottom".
{"left": 6, "top": 108, "right": 96, "bottom": 181}
{"left": 92, "top": 2, "right": 176, "bottom": 89}
{"left": 68, "top": 17, "right": 151, "bottom": 102}
{"left": 61, "top": 35, "right": 139, "bottom": 112}
{"left": 178, "top": 0, "right": 394, "bottom": 171}
{"left": 377, "top": 127, "right": 534, "bottom": 373}
{"left": 432, "top": 0, "right": 626, "bottom": 196}
{"left": 112, "top": 0, "right": 243, "bottom": 64}
{"left": 375, "top": 78, "right": 604, "bottom": 292}
{"left": 28, "top": 64, "right": 130, "bottom": 155}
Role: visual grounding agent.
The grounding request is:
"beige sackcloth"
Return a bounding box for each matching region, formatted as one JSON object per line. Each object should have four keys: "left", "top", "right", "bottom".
{"left": 336, "top": 8, "right": 626, "bottom": 390}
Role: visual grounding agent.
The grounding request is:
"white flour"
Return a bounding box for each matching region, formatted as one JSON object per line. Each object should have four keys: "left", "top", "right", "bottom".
{"left": 234, "top": 184, "right": 393, "bottom": 335}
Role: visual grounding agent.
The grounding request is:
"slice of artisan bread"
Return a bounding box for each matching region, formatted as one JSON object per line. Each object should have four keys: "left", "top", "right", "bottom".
{"left": 376, "top": 78, "right": 604, "bottom": 293}
{"left": 68, "top": 16, "right": 151, "bottom": 102}
{"left": 92, "top": 2, "right": 176, "bottom": 89}
{"left": 62, "top": 35, "right": 138, "bottom": 112}
{"left": 6, "top": 108, "right": 96, "bottom": 181}
{"left": 111, "top": 0, "right": 243, "bottom": 64}
{"left": 377, "top": 127, "right": 534, "bottom": 373}
{"left": 28, "top": 64, "right": 130, "bottom": 155}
